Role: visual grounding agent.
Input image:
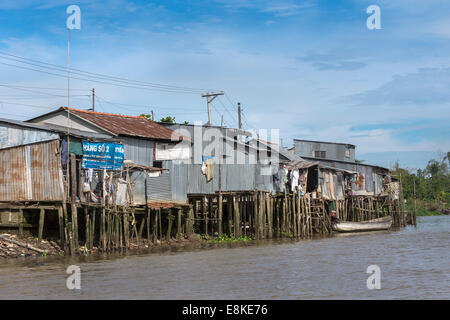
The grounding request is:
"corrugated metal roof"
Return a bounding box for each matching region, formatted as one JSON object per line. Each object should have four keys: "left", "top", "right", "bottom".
{"left": 0, "top": 117, "right": 58, "bottom": 132}
{"left": 1, "top": 117, "right": 118, "bottom": 141}
{"left": 0, "top": 119, "right": 60, "bottom": 150}
{"left": 287, "top": 159, "right": 319, "bottom": 169}
{"left": 43, "top": 123, "right": 117, "bottom": 141}
{"left": 251, "top": 139, "right": 303, "bottom": 162}
{"left": 63, "top": 107, "right": 188, "bottom": 141}
{"left": 293, "top": 138, "right": 356, "bottom": 148}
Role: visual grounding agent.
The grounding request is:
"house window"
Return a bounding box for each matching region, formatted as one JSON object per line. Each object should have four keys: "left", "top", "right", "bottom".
{"left": 345, "top": 148, "right": 351, "bottom": 158}
{"left": 153, "top": 161, "right": 163, "bottom": 168}
{"left": 314, "top": 150, "right": 326, "bottom": 158}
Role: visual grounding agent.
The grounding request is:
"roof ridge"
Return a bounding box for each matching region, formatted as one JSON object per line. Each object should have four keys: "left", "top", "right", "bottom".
{"left": 63, "top": 107, "right": 147, "bottom": 119}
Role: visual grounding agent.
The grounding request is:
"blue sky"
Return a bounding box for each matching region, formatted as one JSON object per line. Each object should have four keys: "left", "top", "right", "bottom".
{"left": 0, "top": 0, "right": 449, "bottom": 170}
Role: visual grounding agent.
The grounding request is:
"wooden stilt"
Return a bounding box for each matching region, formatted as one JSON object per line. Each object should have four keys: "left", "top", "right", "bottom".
{"left": 218, "top": 193, "right": 223, "bottom": 235}
{"left": 58, "top": 206, "right": 64, "bottom": 247}
{"left": 38, "top": 208, "right": 45, "bottom": 243}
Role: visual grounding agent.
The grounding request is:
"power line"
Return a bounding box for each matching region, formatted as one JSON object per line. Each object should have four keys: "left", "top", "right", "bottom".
{"left": 0, "top": 51, "right": 218, "bottom": 94}
{"left": 0, "top": 51, "right": 212, "bottom": 92}
{"left": 94, "top": 95, "right": 206, "bottom": 113}
{"left": 0, "top": 101, "right": 61, "bottom": 110}
{"left": 0, "top": 84, "right": 88, "bottom": 91}
{"left": 210, "top": 100, "right": 230, "bottom": 127}
{"left": 217, "top": 96, "right": 238, "bottom": 127}
{"left": 0, "top": 61, "right": 209, "bottom": 94}
{"left": 224, "top": 93, "right": 252, "bottom": 129}
{"left": 0, "top": 84, "right": 90, "bottom": 98}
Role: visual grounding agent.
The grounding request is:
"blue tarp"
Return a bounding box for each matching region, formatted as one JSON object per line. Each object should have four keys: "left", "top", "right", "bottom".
{"left": 81, "top": 141, "right": 124, "bottom": 170}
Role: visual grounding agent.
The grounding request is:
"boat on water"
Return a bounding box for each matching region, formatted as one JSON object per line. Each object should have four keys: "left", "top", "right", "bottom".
{"left": 332, "top": 216, "right": 393, "bottom": 233}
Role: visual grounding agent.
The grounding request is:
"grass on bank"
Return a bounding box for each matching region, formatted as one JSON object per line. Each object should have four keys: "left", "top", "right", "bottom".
{"left": 200, "top": 234, "right": 253, "bottom": 243}
{"left": 405, "top": 199, "right": 446, "bottom": 216}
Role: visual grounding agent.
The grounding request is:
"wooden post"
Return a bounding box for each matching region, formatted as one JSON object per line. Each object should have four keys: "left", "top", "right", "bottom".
{"left": 84, "top": 206, "right": 89, "bottom": 249}
{"left": 90, "top": 208, "right": 95, "bottom": 250}
{"left": 413, "top": 178, "right": 417, "bottom": 226}
{"left": 123, "top": 208, "right": 129, "bottom": 248}
{"left": 63, "top": 203, "right": 74, "bottom": 254}
{"left": 202, "top": 196, "right": 208, "bottom": 236}
{"left": 166, "top": 210, "right": 173, "bottom": 241}
{"left": 218, "top": 193, "right": 223, "bottom": 235}
{"left": 177, "top": 208, "right": 182, "bottom": 239}
{"left": 146, "top": 208, "right": 151, "bottom": 243}
{"left": 38, "top": 208, "right": 45, "bottom": 243}
{"left": 58, "top": 206, "right": 64, "bottom": 247}
{"left": 253, "top": 193, "right": 258, "bottom": 239}
{"left": 131, "top": 208, "right": 139, "bottom": 245}
{"left": 284, "top": 196, "right": 287, "bottom": 236}
{"left": 153, "top": 209, "right": 158, "bottom": 244}
{"left": 158, "top": 208, "right": 162, "bottom": 241}
{"left": 187, "top": 205, "right": 194, "bottom": 237}
{"left": 227, "top": 197, "right": 233, "bottom": 236}
{"left": 101, "top": 207, "right": 106, "bottom": 251}
{"left": 276, "top": 198, "right": 280, "bottom": 238}
{"left": 292, "top": 192, "right": 297, "bottom": 238}
{"left": 233, "top": 195, "right": 240, "bottom": 238}
{"left": 72, "top": 203, "right": 79, "bottom": 252}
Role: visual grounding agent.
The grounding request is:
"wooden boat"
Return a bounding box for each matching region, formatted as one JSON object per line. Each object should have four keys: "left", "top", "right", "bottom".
{"left": 332, "top": 216, "right": 393, "bottom": 233}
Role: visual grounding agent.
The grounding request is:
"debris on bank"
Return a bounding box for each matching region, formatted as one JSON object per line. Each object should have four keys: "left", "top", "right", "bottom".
{"left": 0, "top": 233, "right": 63, "bottom": 259}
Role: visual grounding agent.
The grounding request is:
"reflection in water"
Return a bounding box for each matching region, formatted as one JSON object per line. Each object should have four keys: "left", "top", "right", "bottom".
{"left": 0, "top": 216, "right": 449, "bottom": 299}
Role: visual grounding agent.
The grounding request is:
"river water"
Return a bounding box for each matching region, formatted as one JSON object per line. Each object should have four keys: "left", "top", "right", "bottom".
{"left": 0, "top": 216, "right": 448, "bottom": 299}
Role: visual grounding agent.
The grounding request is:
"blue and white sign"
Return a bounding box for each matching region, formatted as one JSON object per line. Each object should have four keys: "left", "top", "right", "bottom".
{"left": 81, "top": 141, "right": 124, "bottom": 170}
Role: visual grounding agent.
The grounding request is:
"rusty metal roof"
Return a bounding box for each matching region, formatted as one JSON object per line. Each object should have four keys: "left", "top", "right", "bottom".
{"left": 63, "top": 107, "right": 188, "bottom": 141}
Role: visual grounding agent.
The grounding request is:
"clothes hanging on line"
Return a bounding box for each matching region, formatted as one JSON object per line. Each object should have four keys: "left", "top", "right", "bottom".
{"left": 290, "top": 169, "right": 299, "bottom": 192}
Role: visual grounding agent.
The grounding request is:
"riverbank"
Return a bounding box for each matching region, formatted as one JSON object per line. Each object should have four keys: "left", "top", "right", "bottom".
{"left": 0, "top": 232, "right": 204, "bottom": 260}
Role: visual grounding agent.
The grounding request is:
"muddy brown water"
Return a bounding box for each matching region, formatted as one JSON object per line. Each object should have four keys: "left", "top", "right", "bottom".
{"left": 0, "top": 216, "right": 448, "bottom": 299}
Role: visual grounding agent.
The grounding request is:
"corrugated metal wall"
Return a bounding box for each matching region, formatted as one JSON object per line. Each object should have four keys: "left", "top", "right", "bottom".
{"left": 294, "top": 140, "right": 355, "bottom": 162}
{"left": 0, "top": 139, "right": 64, "bottom": 201}
{"left": 146, "top": 173, "right": 172, "bottom": 202}
{"left": 163, "top": 161, "right": 274, "bottom": 203}
{"left": 309, "top": 159, "right": 390, "bottom": 194}
{"left": 131, "top": 170, "right": 173, "bottom": 205}
{"left": 122, "top": 136, "right": 154, "bottom": 167}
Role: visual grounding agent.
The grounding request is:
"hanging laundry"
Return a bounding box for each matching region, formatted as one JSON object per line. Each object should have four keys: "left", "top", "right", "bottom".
{"left": 282, "top": 166, "right": 288, "bottom": 183}
{"left": 205, "top": 158, "right": 214, "bottom": 181}
{"left": 201, "top": 156, "right": 214, "bottom": 182}
{"left": 60, "top": 139, "right": 68, "bottom": 167}
{"left": 148, "top": 171, "right": 161, "bottom": 178}
{"left": 291, "top": 169, "right": 299, "bottom": 192}
{"left": 87, "top": 168, "right": 93, "bottom": 183}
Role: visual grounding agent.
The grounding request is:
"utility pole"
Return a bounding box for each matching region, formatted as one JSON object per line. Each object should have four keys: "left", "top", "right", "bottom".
{"left": 201, "top": 91, "right": 224, "bottom": 126}
{"left": 237, "top": 102, "right": 242, "bottom": 130}
{"left": 151, "top": 110, "right": 154, "bottom": 121}
{"left": 92, "top": 88, "right": 95, "bottom": 112}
